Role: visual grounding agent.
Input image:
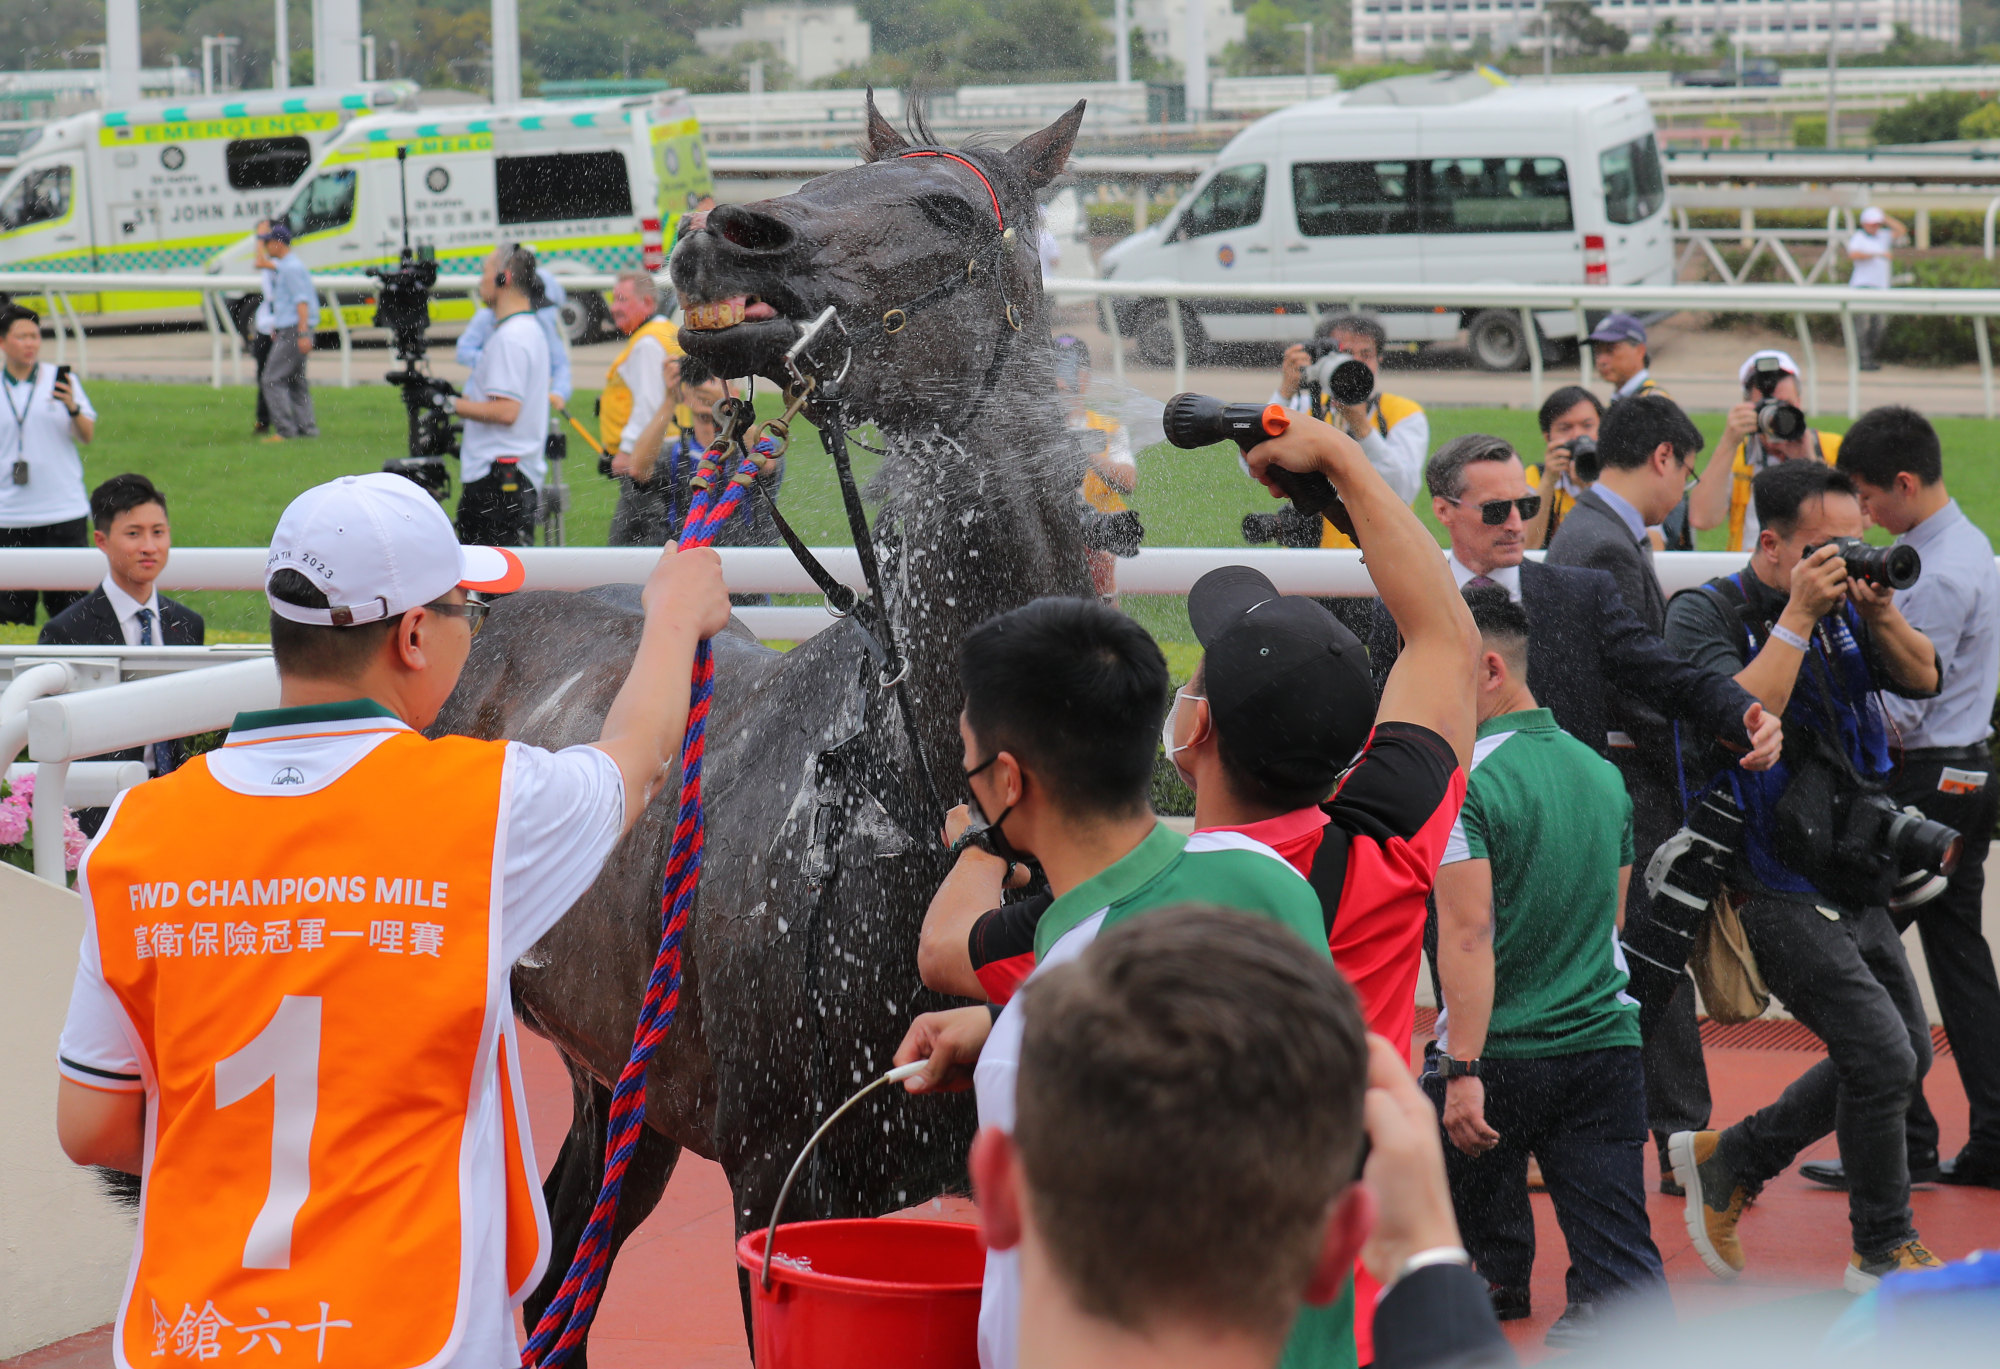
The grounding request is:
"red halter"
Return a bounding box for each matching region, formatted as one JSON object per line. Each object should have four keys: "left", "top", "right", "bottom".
{"left": 897, "top": 150, "right": 1005, "bottom": 233}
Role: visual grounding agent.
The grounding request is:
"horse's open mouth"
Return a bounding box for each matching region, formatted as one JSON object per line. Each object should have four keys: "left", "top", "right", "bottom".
{"left": 678, "top": 288, "right": 808, "bottom": 380}
{"left": 681, "top": 294, "right": 781, "bottom": 332}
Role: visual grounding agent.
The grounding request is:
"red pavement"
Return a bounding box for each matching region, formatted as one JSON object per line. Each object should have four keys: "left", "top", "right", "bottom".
{"left": 13, "top": 1030, "right": 1997, "bottom": 1368}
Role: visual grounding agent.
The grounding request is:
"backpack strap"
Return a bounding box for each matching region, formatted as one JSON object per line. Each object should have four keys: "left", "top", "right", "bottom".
{"left": 1304, "top": 817, "right": 1353, "bottom": 941}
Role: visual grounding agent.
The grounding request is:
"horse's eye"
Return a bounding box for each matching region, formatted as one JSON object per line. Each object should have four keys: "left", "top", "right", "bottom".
{"left": 915, "top": 195, "right": 980, "bottom": 233}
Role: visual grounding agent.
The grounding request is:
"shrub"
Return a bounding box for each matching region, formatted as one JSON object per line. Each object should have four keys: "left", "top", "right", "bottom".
{"left": 1961, "top": 100, "right": 2000, "bottom": 140}
{"left": 1871, "top": 90, "right": 1988, "bottom": 145}
{"left": 1794, "top": 115, "right": 1827, "bottom": 148}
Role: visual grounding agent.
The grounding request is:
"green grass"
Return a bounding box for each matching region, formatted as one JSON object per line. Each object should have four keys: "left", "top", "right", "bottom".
{"left": 9, "top": 381, "right": 2000, "bottom": 645}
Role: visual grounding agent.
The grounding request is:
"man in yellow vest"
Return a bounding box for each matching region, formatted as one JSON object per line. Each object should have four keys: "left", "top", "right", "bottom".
{"left": 54, "top": 472, "right": 731, "bottom": 1369}
{"left": 602, "top": 269, "right": 687, "bottom": 546}
{"left": 1687, "top": 349, "right": 1841, "bottom": 552}
{"left": 1272, "top": 312, "right": 1426, "bottom": 549}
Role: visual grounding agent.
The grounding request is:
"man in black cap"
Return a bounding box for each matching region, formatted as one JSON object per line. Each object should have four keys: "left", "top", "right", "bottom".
{"left": 1589, "top": 312, "right": 1667, "bottom": 410}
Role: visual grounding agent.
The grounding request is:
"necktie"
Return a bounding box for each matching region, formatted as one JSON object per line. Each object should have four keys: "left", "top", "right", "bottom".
{"left": 1465, "top": 575, "right": 1497, "bottom": 589}
{"left": 137, "top": 606, "right": 154, "bottom": 646}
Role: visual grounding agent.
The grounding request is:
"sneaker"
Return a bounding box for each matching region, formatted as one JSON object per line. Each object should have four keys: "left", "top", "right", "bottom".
{"left": 1487, "top": 1283, "right": 1531, "bottom": 1321}
{"left": 262, "top": 432, "right": 287, "bottom": 444}
{"left": 1655, "top": 1136, "right": 1684, "bottom": 1197}
{"left": 1938, "top": 1156, "right": 2000, "bottom": 1190}
{"left": 1844, "top": 1239, "right": 1943, "bottom": 1293}
{"left": 1544, "top": 1302, "right": 1603, "bottom": 1349}
{"left": 1670, "top": 1130, "right": 1750, "bottom": 1280}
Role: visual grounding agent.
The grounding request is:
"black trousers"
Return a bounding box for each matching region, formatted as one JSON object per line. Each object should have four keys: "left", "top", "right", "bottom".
{"left": 456, "top": 465, "right": 538, "bottom": 547}
{"left": 1716, "top": 896, "right": 1931, "bottom": 1259}
{"left": 0, "top": 516, "right": 88, "bottom": 625}
{"left": 251, "top": 332, "right": 273, "bottom": 429}
{"left": 1423, "top": 1046, "right": 1667, "bottom": 1310}
{"left": 1892, "top": 747, "right": 2000, "bottom": 1170}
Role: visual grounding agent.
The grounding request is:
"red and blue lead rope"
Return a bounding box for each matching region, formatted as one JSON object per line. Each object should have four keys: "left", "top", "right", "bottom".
{"left": 521, "top": 439, "right": 770, "bottom": 1368}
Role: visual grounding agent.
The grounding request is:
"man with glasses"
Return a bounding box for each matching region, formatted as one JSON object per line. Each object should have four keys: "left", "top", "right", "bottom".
{"left": 55, "top": 472, "right": 732, "bottom": 1369}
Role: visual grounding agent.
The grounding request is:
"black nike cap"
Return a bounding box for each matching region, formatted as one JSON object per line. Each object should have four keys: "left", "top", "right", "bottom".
{"left": 1188, "top": 566, "right": 1378, "bottom": 794}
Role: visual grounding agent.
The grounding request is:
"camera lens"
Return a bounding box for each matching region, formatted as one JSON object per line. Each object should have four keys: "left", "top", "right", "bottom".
{"left": 1328, "top": 357, "right": 1374, "bottom": 407}
{"left": 1756, "top": 399, "right": 1807, "bottom": 442}
{"left": 1567, "top": 436, "right": 1601, "bottom": 483}
{"left": 1885, "top": 806, "right": 1963, "bottom": 877}
{"left": 1841, "top": 538, "right": 1922, "bottom": 591}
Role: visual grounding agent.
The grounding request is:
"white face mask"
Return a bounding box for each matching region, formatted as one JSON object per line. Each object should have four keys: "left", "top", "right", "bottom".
{"left": 1162, "top": 688, "right": 1206, "bottom": 785}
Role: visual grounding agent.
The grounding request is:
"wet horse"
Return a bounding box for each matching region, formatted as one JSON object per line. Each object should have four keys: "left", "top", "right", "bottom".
{"left": 432, "top": 96, "right": 1093, "bottom": 1361}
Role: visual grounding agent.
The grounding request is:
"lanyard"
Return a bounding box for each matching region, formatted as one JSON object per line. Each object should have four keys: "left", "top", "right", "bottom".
{"left": 2, "top": 366, "right": 33, "bottom": 466}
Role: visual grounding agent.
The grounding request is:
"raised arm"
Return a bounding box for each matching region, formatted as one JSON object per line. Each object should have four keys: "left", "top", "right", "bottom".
{"left": 1247, "top": 414, "right": 1477, "bottom": 765}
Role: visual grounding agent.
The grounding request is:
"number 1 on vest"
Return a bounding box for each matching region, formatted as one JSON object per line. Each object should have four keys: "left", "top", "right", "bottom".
{"left": 215, "top": 995, "right": 322, "bottom": 1270}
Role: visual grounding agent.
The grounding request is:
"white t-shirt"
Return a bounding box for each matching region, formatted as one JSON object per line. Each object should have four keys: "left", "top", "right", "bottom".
{"left": 460, "top": 311, "right": 551, "bottom": 486}
{"left": 253, "top": 267, "right": 278, "bottom": 335}
{"left": 0, "top": 362, "right": 95, "bottom": 529}
{"left": 1848, "top": 227, "right": 1895, "bottom": 289}
{"left": 616, "top": 330, "right": 670, "bottom": 456}
{"left": 58, "top": 704, "right": 628, "bottom": 1369}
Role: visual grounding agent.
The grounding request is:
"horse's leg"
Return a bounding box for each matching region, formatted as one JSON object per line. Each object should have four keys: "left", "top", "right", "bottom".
{"left": 522, "top": 1059, "right": 683, "bottom": 1369}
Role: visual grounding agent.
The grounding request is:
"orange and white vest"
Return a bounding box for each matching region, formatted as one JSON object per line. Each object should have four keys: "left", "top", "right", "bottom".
{"left": 87, "top": 732, "right": 548, "bottom": 1369}
{"left": 599, "top": 316, "right": 683, "bottom": 452}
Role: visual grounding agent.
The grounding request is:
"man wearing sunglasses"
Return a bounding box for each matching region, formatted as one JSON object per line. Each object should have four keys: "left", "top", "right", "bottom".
{"left": 54, "top": 473, "right": 733, "bottom": 1369}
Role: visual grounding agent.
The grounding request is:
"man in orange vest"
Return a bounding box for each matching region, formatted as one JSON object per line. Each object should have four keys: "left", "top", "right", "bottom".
{"left": 54, "top": 472, "right": 730, "bottom": 1369}
{"left": 602, "top": 269, "right": 687, "bottom": 546}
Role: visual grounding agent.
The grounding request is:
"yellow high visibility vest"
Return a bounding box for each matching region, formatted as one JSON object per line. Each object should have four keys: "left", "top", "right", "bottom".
{"left": 599, "top": 317, "right": 683, "bottom": 452}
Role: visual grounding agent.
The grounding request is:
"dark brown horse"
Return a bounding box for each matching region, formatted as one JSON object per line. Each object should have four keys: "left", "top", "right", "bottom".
{"left": 431, "top": 95, "right": 1092, "bottom": 1361}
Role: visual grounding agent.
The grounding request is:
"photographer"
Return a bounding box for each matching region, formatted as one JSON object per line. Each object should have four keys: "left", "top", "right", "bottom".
{"left": 1273, "top": 312, "right": 1427, "bottom": 515}
{"left": 1687, "top": 350, "right": 1840, "bottom": 552}
{"left": 1523, "top": 386, "right": 1601, "bottom": 548}
{"left": 1663, "top": 461, "right": 1944, "bottom": 1292}
{"left": 1828, "top": 406, "right": 2000, "bottom": 1193}
{"left": 452, "top": 244, "right": 551, "bottom": 547}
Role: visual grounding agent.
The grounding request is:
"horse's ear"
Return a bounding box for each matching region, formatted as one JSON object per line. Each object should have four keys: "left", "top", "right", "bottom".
{"left": 1004, "top": 100, "right": 1085, "bottom": 191}
{"left": 861, "top": 87, "right": 910, "bottom": 162}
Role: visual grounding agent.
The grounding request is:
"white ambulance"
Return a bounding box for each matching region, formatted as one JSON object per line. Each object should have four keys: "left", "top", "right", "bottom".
{"left": 1098, "top": 71, "right": 1675, "bottom": 370}
{"left": 209, "top": 91, "right": 713, "bottom": 339}
{"left": 0, "top": 83, "right": 416, "bottom": 311}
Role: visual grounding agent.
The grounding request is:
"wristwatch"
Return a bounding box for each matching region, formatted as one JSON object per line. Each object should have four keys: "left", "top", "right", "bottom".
{"left": 1437, "top": 1053, "right": 1482, "bottom": 1080}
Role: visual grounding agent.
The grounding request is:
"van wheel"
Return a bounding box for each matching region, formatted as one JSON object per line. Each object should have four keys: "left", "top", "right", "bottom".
{"left": 1467, "top": 310, "right": 1530, "bottom": 371}
{"left": 560, "top": 291, "right": 608, "bottom": 345}
{"left": 1135, "top": 309, "right": 1207, "bottom": 367}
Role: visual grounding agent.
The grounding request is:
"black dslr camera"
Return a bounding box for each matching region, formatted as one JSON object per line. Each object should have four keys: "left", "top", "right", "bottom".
{"left": 1746, "top": 354, "right": 1807, "bottom": 444}
{"left": 1801, "top": 536, "right": 1921, "bottom": 591}
{"left": 1299, "top": 337, "right": 1375, "bottom": 415}
{"left": 1562, "top": 434, "right": 1602, "bottom": 484}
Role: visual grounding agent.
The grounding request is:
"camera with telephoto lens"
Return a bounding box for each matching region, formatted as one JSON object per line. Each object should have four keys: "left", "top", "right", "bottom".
{"left": 373, "top": 243, "right": 460, "bottom": 503}
{"left": 1745, "top": 354, "right": 1807, "bottom": 444}
{"left": 1846, "top": 791, "right": 1963, "bottom": 909}
{"left": 1563, "top": 435, "right": 1602, "bottom": 483}
{"left": 1164, "top": 394, "right": 1353, "bottom": 540}
{"left": 1300, "top": 337, "right": 1375, "bottom": 410}
{"left": 1800, "top": 535, "right": 1921, "bottom": 591}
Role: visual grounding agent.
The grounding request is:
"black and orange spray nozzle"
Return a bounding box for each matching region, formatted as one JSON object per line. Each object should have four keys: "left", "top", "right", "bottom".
{"left": 1162, "top": 392, "right": 1343, "bottom": 521}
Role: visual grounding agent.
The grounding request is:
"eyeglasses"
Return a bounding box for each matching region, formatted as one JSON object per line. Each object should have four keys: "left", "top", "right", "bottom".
{"left": 425, "top": 597, "right": 490, "bottom": 638}
{"left": 1445, "top": 495, "right": 1541, "bottom": 526}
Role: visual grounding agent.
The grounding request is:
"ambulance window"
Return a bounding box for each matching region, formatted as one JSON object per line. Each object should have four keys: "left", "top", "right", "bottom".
{"left": 0, "top": 165, "right": 71, "bottom": 232}
{"left": 1173, "top": 164, "right": 1266, "bottom": 240}
{"left": 497, "top": 152, "right": 632, "bottom": 224}
{"left": 283, "top": 169, "right": 357, "bottom": 239}
{"left": 1292, "top": 161, "right": 1418, "bottom": 237}
{"left": 227, "top": 137, "right": 313, "bottom": 191}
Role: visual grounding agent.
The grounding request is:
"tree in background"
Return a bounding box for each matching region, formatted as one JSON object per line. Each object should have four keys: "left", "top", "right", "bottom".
{"left": 1223, "top": 0, "right": 1346, "bottom": 78}
{"left": 1871, "top": 88, "right": 1987, "bottom": 144}
{"left": 1549, "top": 0, "right": 1629, "bottom": 56}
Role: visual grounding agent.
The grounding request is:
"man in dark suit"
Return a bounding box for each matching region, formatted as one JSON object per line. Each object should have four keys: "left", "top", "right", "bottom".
{"left": 1370, "top": 431, "right": 1779, "bottom": 1190}
{"left": 39, "top": 474, "right": 204, "bottom": 830}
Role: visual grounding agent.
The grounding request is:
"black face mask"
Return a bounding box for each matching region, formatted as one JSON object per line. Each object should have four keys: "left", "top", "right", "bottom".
{"left": 963, "top": 753, "right": 1031, "bottom": 868}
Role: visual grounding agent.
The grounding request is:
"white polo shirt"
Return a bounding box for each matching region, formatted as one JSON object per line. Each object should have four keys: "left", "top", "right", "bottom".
{"left": 58, "top": 699, "right": 628, "bottom": 1369}
{"left": 0, "top": 362, "right": 95, "bottom": 529}
{"left": 460, "top": 311, "right": 551, "bottom": 487}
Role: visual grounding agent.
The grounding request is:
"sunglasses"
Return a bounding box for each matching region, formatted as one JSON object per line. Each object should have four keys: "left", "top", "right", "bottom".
{"left": 425, "top": 597, "right": 490, "bottom": 638}
{"left": 1446, "top": 495, "right": 1541, "bottom": 526}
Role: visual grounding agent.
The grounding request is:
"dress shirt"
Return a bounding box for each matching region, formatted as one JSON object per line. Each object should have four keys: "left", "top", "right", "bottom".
{"left": 1449, "top": 551, "right": 1522, "bottom": 603}
{"left": 1880, "top": 499, "right": 1999, "bottom": 749}
{"left": 266, "top": 253, "right": 318, "bottom": 331}
{"left": 102, "top": 575, "right": 162, "bottom": 769}
{"left": 1611, "top": 369, "right": 1652, "bottom": 402}
{"left": 615, "top": 328, "right": 671, "bottom": 455}
{"left": 1589, "top": 481, "right": 1650, "bottom": 545}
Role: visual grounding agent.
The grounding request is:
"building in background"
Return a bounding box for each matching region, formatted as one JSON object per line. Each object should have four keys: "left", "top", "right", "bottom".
{"left": 1134, "top": 0, "right": 1248, "bottom": 62}
{"left": 694, "top": 4, "right": 872, "bottom": 85}
{"left": 1349, "top": 0, "right": 1959, "bottom": 62}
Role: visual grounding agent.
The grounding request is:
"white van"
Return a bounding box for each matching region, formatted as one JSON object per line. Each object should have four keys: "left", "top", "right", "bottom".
{"left": 1098, "top": 72, "right": 1673, "bottom": 370}
{"left": 0, "top": 84, "right": 416, "bottom": 312}
{"left": 210, "top": 92, "right": 713, "bottom": 339}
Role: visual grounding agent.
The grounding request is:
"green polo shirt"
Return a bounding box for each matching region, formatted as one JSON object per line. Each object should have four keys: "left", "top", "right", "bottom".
{"left": 1027, "top": 822, "right": 1356, "bottom": 1369}
{"left": 1442, "top": 708, "right": 1640, "bottom": 1059}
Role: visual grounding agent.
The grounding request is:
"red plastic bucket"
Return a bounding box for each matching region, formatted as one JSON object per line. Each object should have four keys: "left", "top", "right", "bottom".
{"left": 735, "top": 1218, "right": 984, "bottom": 1368}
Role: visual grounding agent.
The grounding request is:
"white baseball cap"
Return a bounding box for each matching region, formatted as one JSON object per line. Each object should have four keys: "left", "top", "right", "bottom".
{"left": 1739, "top": 349, "right": 1801, "bottom": 386}
{"left": 266, "top": 473, "right": 525, "bottom": 626}
{"left": 1861, "top": 206, "right": 1886, "bottom": 226}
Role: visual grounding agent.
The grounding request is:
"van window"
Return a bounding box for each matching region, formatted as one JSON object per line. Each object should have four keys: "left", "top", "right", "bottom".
{"left": 0, "top": 165, "right": 71, "bottom": 232}
{"left": 227, "top": 137, "right": 313, "bottom": 191}
{"left": 1599, "top": 134, "right": 1666, "bottom": 225}
{"left": 1175, "top": 165, "right": 1266, "bottom": 240}
{"left": 1293, "top": 161, "right": 1418, "bottom": 237}
{"left": 497, "top": 152, "right": 632, "bottom": 225}
{"left": 284, "top": 169, "right": 357, "bottom": 239}
{"left": 1425, "top": 157, "right": 1572, "bottom": 233}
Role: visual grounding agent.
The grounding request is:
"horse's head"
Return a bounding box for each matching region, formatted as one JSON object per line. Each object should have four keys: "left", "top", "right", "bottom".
{"left": 672, "top": 92, "right": 1084, "bottom": 430}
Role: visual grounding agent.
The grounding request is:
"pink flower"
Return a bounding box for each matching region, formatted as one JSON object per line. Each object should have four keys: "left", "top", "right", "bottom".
{"left": 8, "top": 771, "right": 30, "bottom": 802}
{"left": 63, "top": 810, "right": 86, "bottom": 871}
{"left": 0, "top": 792, "right": 27, "bottom": 848}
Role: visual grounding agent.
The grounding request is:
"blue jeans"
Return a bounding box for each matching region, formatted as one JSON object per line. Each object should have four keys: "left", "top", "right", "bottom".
{"left": 1423, "top": 1046, "right": 1667, "bottom": 1311}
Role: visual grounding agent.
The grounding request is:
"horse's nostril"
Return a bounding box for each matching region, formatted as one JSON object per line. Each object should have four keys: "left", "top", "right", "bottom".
{"left": 713, "top": 205, "right": 793, "bottom": 254}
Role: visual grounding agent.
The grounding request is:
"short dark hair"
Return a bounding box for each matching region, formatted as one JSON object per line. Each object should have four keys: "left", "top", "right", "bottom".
{"left": 1187, "top": 659, "right": 1333, "bottom": 813}
{"left": 1, "top": 303, "right": 39, "bottom": 335}
{"left": 1463, "top": 585, "right": 1529, "bottom": 672}
{"left": 1837, "top": 405, "right": 1943, "bottom": 489}
{"left": 496, "top": 242, "right": 542, "bottom": 304}
{"left": 959, "top": 597, "right": 1169, "bottom": 817}
{"left": 1537, "top": 385, "right": 1602, "bottom": 436}
{"left": 90, "top": 474, "right": 168, "bottom": 531}
{"left": 1314, "top": 311, "right": 1386, "bottom": 353}
{"left": 676, "top": 355, "right": 717, "bottom": 389}
{"left": 1016, "top": 905, "right": 1366, "bottom": 1341}
{"left": 1426, "top": 432, "right": 1518, "bottom": 501}
{"left": 1598, "top": 393, "right": 1704, "bottom": 471}
{"left": 1753, "top": 459, "right": 1858, "bottom": 538}
{"left": 268, "top": 568, "right": 402, "bottom": 679}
